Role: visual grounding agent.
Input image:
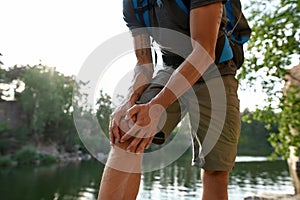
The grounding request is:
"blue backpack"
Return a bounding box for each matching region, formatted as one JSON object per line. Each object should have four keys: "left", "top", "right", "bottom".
{"left": 131, "top": 0, "right": 251, "bottom": 67}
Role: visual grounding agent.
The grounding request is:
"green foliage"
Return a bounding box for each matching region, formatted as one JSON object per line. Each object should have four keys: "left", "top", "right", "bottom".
{"left": 0, "top": 121, "right": 9, "bottom": 133}
{"left": 0, "top": 121, "right": 32, "bottom": 156}
{"left": 96, "top": 91, "right": 113, "bottom": 137}
{"left": 241, "top": 0, "right": 300, "bottom": 159}
{"left": 0, "top": 64, "right": 26, "bottom": 101}
{"left": 14, "top": 145, "right": 39, "bottom": 164}
{"left": 0, "top": 156, "right": 12, "bottom": 166}
{"left": 19, "top": 65, "right": 70, "bottom": 135}
{"left": 16, "top": 65, "right": 79, "bottom": 149}
{"left": 241, "top": 0, "right": 300, "bottom": 82}
{"left": 13, "top": 145, "right": 58, "bottom": 165}
{"left": 38, "top": 154, "right": 58, "bottom": 164}
{"left": 270, "top": 85, "right": 300, "bottom": 159}
{"left": 250, "top": 86, "right": 300, "bottom": 159}
{"left": 0, "top": 64, "right": 86, "bottom": 162}
{"left": 0, "top": 121, "right": 12, "bottom": 155}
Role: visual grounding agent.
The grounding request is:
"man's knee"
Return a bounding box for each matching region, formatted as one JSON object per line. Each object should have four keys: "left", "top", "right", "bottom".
{"left": 113, "top": 118, "right": 133, "bottom": 150}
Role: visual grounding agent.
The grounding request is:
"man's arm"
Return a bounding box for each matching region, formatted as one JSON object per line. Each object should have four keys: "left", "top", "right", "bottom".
{"left": 109, "top": 33, "right": 154, "bottom": 144}
{"left": 128, "top": 34, "right": 154, "bottom": 104}
{"left": 122, "top": 2, "right": 223, "bottom": 151}
{"left": 148, "top": 2, "right": 223, "bottom": 108}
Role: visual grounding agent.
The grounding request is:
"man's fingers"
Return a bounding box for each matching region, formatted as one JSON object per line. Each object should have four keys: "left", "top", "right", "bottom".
{"left": 125, "top": 105, "right": 139, "bottom": 120}
{"left": 136, "top": 137, "right": 152, "bottom": 153}
{"left": 123, "top": 131, "right": 155, "bottom": 153}
{"left": 109, "top": 120, "right": 120, "bottom": 144}
{"left": 109, "top": 130, "right": 114, "bottom": 145}
{"left": 109, "top": 120, "right": 115, "bottom": 145}
{"left": 145, "top": 136, "right": 154, "bottom": 149}
{"left": 121, "top": 124, "right": 140, "bottom": 142}
{"left": 126, "top": 137, "right": 142, "bottom": 153}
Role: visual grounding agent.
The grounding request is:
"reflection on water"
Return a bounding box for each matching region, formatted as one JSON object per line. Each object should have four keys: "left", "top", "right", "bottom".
{"left": 0, "top": 162, "right": 103, "bottom": 200}
{"left": 229, "top": 160, "right": 294, "bottom": 199}
{"left": 0, "top": 156, "right": 295, "bottom": 200}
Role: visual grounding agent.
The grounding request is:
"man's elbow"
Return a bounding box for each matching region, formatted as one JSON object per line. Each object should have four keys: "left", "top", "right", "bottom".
{"left": 191, "top": 42, "right": 216, "bottom": 64}
{"left": 191, "top": 37, "right": 216, "bottom": 62}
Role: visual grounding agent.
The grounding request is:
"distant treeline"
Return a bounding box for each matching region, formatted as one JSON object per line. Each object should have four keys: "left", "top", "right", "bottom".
{"left": 238, "top": 109, "right": 278, "bottom": 156}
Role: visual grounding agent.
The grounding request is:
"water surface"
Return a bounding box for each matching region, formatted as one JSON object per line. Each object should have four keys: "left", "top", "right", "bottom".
{"left": 0, "top": 156, "right": 295, "bottom": 200}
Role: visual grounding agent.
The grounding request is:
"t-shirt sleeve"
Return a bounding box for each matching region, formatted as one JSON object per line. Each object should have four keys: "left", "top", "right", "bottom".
{"left": 123, "top": 0, "right": 148, "bottom": 36}
{"left": 190, "top": 0, "right": 227, "bottom": 9}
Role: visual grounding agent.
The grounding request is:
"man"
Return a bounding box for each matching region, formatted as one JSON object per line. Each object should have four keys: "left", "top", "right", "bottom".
{"left": 98, "top": 0, "right": 241, "bottom": 199}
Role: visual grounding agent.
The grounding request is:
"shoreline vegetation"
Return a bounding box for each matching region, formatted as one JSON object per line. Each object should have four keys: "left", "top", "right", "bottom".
{"left": 0, "top": 144, "right": 94, "bottom": 167}
{"left": 0, "top": 108, "right": 277, "bottom": 168}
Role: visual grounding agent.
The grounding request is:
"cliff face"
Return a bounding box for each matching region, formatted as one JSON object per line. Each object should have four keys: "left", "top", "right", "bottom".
{"left": 0, "top": 101, "right": 27, "bottom": 129}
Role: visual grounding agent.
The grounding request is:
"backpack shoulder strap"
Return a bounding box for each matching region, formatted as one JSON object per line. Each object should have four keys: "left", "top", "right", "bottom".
{"left": 175, "top": 0, "right": 189, "bottom": 14}
{"left": 132, "top": 0, "right": 155, "bottom": 30}
{"left": 175, "top": 0, "right": 234, "bottom": 64}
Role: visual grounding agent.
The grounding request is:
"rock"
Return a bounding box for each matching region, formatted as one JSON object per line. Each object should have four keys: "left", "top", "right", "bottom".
{"left": 244, "top": 194, "right": 300, "bottom": 200}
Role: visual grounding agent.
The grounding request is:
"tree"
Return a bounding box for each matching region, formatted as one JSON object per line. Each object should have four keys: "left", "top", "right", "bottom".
{"left": 242, "top": 0, "right": 300, "bottom": 159}
{"left": 0, "top": 64, "right": 26, "bottom": 101}
{"left": 241, "top": 0, "right": 299, "bottom": 82}
{"left": 18, "top": 64, "right": 80, "bottom": 150}
{"left": 96, "top": 91, "right": 113, "bottom": 138}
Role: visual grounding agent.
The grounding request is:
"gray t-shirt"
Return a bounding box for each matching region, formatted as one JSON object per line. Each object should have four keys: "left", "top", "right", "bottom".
{"left": 123, "top": 0, "right": 238, "bottom": 77}
{"left": 123, "top": 0, "right": 226, "bottom": 35}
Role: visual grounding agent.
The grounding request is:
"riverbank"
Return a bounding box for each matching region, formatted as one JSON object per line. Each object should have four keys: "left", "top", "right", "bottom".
{"left": 0, "top": 143, "right": 94, "bottom": 167}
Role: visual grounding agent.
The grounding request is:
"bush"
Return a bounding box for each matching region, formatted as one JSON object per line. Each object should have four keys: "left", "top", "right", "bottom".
{"left": 14, "top": 145, "right": 39, "bottom": 165}
{"left": 39, "top": 154, "right": 58, "bottom": 164}
{"left": 0, "top": 156, "right": 12, "bottom": 167}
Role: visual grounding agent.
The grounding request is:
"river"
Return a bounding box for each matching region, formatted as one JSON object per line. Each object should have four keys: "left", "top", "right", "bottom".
{"left": 0, "top": 156, "right": 295, "bottom": 200}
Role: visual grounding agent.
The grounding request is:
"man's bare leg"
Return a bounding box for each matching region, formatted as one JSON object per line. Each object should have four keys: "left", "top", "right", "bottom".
{"left": 98, "top": 119, "right": 143, "bottom": 200}
{"left": 201, "top": 170, "right": 229, "bottom": 200}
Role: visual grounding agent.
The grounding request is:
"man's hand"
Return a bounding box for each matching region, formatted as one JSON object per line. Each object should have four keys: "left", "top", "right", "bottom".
{"left": 109, "top": 33, "right": 154, "bottom": 149}
{"left": 121, "top": 102, "right": 166, "bottom": 153}
{"left": 109, "top": 101, "right": 133, "bottom": 145}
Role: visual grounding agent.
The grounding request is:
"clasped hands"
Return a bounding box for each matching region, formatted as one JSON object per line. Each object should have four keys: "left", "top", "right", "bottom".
{"left": 109, "top": 101, "right": 165, "bottom": 154}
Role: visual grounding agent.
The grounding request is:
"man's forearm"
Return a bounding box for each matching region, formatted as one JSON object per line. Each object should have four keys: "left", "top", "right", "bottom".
{"left": 149, "top": 50, "right": 212, "bottom": 109}
{"left": 149, "top": 3, "right": 222, "bottom": 109}
{"left": 126, "top": 33, "right": 154, "bottom": 105}
{"left": 127, "top": 63, "right": 154, "bottom": 105}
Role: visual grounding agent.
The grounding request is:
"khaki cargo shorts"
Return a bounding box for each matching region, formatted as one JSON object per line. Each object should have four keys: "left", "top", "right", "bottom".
{"left": 137, "top": 62, "right": 241, "bottom": 171}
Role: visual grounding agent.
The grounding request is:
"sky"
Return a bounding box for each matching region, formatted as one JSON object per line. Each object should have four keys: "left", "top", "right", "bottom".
{"left": 0, "top": 0, "right": 275, "bottom": 111}
{"left": 0, "top": 0, "right": 127, "bottom": 75}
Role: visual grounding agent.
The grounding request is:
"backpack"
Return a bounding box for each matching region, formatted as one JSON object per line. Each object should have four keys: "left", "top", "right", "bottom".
{"left": 131, "top": 0, "right": 251, "bottom": 68}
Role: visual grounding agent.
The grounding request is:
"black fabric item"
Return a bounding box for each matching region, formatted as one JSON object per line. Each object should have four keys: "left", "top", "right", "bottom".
{"left": 162, "top": 54, "right": 185, "bottom": 67}
{"left": 229, "top": 38, "right": 244, "bottom": 68}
